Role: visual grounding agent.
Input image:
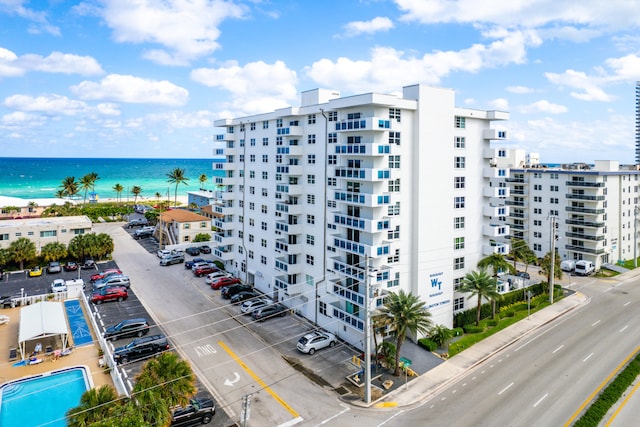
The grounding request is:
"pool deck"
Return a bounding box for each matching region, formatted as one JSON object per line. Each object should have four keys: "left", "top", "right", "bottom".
{"left": 0, "top": 305, "right": 113, "bottom": 391}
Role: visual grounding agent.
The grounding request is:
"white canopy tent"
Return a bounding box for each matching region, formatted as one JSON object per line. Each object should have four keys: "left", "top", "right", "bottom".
{"left": 18, "top": 301, "right": 69, "bottom": 360}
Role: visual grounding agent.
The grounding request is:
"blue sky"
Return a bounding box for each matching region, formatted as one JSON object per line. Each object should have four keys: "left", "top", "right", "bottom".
{"left": 1, "top": 0, "right": 640, "bottom": 163}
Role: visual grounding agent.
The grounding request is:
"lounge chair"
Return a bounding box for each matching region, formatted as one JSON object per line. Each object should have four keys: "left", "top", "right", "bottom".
{"left": 0, "top": 315, "right": 9, "bottom": 325}
{"left": 44, "top": 345, "right": 53, "bottom": 356}
{"left": 9, "top": 347, "right": 17, "bottom": 361}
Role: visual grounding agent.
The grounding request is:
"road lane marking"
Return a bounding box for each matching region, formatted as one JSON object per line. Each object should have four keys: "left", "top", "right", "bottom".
{"left": 592, "top": 320, "right": 601, "bottom": 327}
{"left": 499, "top": 382, "right": 514, "bottom": 395}
{"left": 533, "top": 393, "right": 548, "bottom": 407}
{"left": 553, "top": 345, "right": 564, "bottom": 354}
{"left": 564, "top": 345, "right": 640, "bottom": 427}
{"left": 583, "top": 353, "right": 594, "bottom": 362}
{"left": 623, "top": 301, "right": 631, "bottom": 307}
{"left": 218, "top": 340, "right": 300, "bottom": 418}
{"left": 619, "top": 325, "right": 629, "bottom": 333}
{"left": 604, "top": 377, "right": 640, "bottom": 426}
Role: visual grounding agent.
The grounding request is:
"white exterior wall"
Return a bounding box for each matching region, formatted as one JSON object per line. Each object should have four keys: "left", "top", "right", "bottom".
{"left": 0, "top": 216, "right": 93, "bottom": 252}
{"left": 214, "top": 85, "right": 509, "bottom": 350}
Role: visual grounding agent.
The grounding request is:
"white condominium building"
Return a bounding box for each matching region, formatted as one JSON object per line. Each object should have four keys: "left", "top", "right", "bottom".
{"left": 502, "top": 153, "right": 640, "bottom": 271}
{"left": 213, "top": 84, "right": 509, "bottom": 349}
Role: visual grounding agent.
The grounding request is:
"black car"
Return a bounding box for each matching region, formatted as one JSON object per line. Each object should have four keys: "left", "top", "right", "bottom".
{"left": 170, "top": 396, "right": 215, "bottom": 426}
{"left": 113, "top": 334, "right": 169, "bottom": 364}
{"left": 198, "top": 245, "right": 212, "bottom": 254}
{"left": 230, "top": 291, "right": 260, "bottom": 304}
{"left": 221, "top": 284, "right": 253, "bottom": 299}
{"left": 185, "top": 247, "right": 201, "bottom": 256}
{"left": 103, "top": 318, "right": 150, "bottom": 341}
{"left": 81, "top": 259, "right": 96, "bottom": 269}
{"left": 251, "top": 303, "right": 288, "bottom": 322}
{"left": 185, "top": 258, "right": 212, "bottom": 269}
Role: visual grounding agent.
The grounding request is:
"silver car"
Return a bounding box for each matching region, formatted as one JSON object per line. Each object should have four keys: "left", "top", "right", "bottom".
{"left": 296, "top": 331, "right": 337, "bottom": 355}
{"left": 240, "top": 298, "right": 271, "bottom": 315}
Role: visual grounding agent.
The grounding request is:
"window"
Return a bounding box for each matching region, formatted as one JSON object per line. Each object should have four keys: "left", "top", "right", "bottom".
{"left": 262, "top": 171, "right": 268, "bottom": 180}
{"left": 389, "top": 132, "right": 401, "bottom": 145}
{"left": 41, "top": 230, "right": 58, "bottom": 237}
{"left": 248, "top": 250, "right": 254, "bottom": 259}
{"left": 250, "top": 138, "right": 256, "bottom": 146}
{"left": 389, "top": 155, "right": 400, "bottom": 168}
{"left": 249, "top": 186, "right": 255, "bottom": 195}
{"left": 455, "top": 116, "right": 466, "bottom": 128}
{"left": 308, "top": 114, "right": 316, "bottom": 124}
{"left": 389, "top": 108, "right": 401, "bottom": 122}
{"left": 307, "top": 194, "right": 315, "bottom": 204}
{"left": 276, "top": 118, "right": 283, "bottom": 128}
{"left": 262, "top": 155, "right": 268, "bottom": 163}
{"left": 308, "top": 134, "right": 316, "bottom": 144}
{"left": 261, "top": 205, "right": 268, "bottom": 214}
{"left": 307, "top": 175, "right": 315, "bottom": 184}
{"left": 387, "top": 249, "right": 400, "bottom": 263}
{"left": 534, "top": 196, "right": 542, "bottom": 202}
{"left": 262, "top": 188, "right": 268, "bottom": 197}
{"left": 276, "top": 136, "right": 283, "bottom": 146}
{"left": 454, "top": 196, "right": 465, "bottom": 209}
{"left": 261, "top": 255, "right": 267, "bottom": 265}
{"left": 261, "top": 221, "right": 267, "bottom": 231}
{"left": 261, "top": 239, "right": 267, "bottom": 248}
{"left": 454, "top": 136, "right": 465, "bottom": 148}
{"left": 249, "top": 234, "right": 254, "bottom": 243}
{"left": 327, "top": 177, "right": 336, "bottom": 186}
{"left": 306, "top": 234, "right": 315, "bottom": 245}
{"left": 550, "top": 198, "right": 559, "bottom": 204}
{"left": 388, "top": 202, "right": 400, "bottom": 216}
{"left": 250, "top": 122, "right": 256, "bottom": 131}
{"left": 454, "top": 257, "right": 465, "bottom": 270}
{"left": 249, "top": 202, "right": 255, "bottom": 211}
{"left": 250, "top": 154, "right": 255, "bottom": 162}
{"left": 306, "top": 255, "right": 314, "bottom": 265}
{"left": 533, "top": 232, "right": 542, "bottom": 238}
{"left": 454, "top": 177, "right": 465, "bottom": 189}
{"left": 454, "top": 297, "right": 464, "bottom": 311}
{"left": 550, "top": 185, "right": 558, "bottom": 191}
{"left": 454, "top": 156, "right": 466, "bottom": 169}
{"left": 328, "top": 155, "right": 337, "bottom": 165}
{"left": 388, "top": 179, "right": 400, "bottom": 192}
{"left": 0, "top": 233, "right": 9, "bottom": 240}
{"left": 328, "top": 132, "right": 337, "bottom": 143}
{"left": 454, "top": 237, "right": 465, "bottom": 250}
{"left": 263, "top": 120, "right": 269, "bottom": 129}
{"left": 239, "top": 154, "right": 245, "bottom": 162}
{"left": 308, "top": 155, "right": 316, "bottom": 164}
{"left": 387, "top": 225, "right": 400, "bottom": 239}
{"left": 453, "top": 277, "right": 464, "bottom": 290}
{"left": 328, "top": 111, "right": 337, "bottom": 121}
{"left": 533, "top": 243, "right": 542, "bottom": 251}
{"left": 263, "top": 137, "right": 269, "bottom": 146}
{"left": 454, "top": 217, "right": 465, "bottom": 229}
{"left": 307, "top": 215, "right": 315, "bottom": 224}
{"left": 238, "top": 230, "right": 244, "bottom": 239}
{"left": 249, "top": 218, "right": 254, "bottom": 226}
{"left": 534, "top": 208, "right": 542, "bottom": 214}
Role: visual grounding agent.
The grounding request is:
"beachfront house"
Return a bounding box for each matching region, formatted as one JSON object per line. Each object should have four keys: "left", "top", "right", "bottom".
{"left": 157, "top": 209, "right": 212, "bottom": 246}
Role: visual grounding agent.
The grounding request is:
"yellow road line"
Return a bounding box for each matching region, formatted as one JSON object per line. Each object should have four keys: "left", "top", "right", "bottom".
{"left": 564, "top": 345, "right": 640, "bottom": 426}
{"left": 219, "top": 340, "right": 300, "bottom": 418}
{"left": 604, "top": 376, "right": 640, "bottom": 426}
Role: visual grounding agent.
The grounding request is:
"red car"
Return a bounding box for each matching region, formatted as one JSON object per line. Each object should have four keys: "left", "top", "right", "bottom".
{"left": 91, "top": 286, "right": 128, "bottom": 304}
{"left": 211, "top": 277, "right": 241, "bottom": 290}
{"left": 91, "top": 269, "right": 123, "bottom": 282}
{"left": 193, "top": 265, "right": 218, "bottom": 277}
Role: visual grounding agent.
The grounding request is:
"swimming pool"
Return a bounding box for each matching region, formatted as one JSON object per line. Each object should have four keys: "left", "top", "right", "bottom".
{"left": 0, "top": 366, "right": 92, "bottom": 427}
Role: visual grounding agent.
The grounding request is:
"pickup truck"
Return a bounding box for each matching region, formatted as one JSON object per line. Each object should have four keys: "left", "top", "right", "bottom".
{"left": 170, "top": 396, "right": 215, "bottom": 426}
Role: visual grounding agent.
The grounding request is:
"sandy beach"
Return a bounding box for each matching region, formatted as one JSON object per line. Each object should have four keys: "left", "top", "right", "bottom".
{"left": 97, "top": 194, "right": 190, "bottom": 206}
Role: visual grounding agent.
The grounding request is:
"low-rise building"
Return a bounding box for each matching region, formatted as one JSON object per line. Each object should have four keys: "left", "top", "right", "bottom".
{"left": 157, "top": 209, "right": 212, "bottom": 246}
{"left": 0, "top": 216, "right": 93, "bottom": 251}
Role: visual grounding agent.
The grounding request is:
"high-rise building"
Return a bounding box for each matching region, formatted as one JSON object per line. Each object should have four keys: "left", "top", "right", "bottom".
{"left": 213, "top": 85, "right": 509, "bottom": 348}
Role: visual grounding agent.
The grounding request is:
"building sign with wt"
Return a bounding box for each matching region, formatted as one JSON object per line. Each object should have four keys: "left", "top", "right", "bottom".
{"left": 427, "top": 271, "right": 450, "bottom": 309}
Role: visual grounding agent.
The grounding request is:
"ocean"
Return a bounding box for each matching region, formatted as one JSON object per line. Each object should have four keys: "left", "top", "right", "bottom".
{"left": 0, "top": 158, "right": 224, "bottom": 201}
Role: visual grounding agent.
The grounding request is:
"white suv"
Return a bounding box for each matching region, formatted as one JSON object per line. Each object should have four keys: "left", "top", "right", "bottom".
{"left": 51, "top": 279, "right": 67, "bottom": 293}
{"left": 296, "top": 331, "right": 337, "bottom": 355}
{"left": 205, "top": 271, "right": 231, "bottom": 284}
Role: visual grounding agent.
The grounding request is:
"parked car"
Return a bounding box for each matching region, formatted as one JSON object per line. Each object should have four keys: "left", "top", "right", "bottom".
{"left": 91, "top": 286, "right": 128, "bottom": 304}
{"left": 113, "top": 334, "right": 169, "bottom": 364}
{"left": 516, "top": 271, "right": 530, "bottom": 280}
{"left": 205, "top": 271, "right": 232, "bottom": 285}
{"left": 185, "top": 258, "right": 208, "bottom": 269}
{"left": 221, "top": 283, "right": 252, "bottom": 299}
{"left": 251, "top": 304, "right": 288, "bottom": 322}
{"left": 170, "top": 396, "right": 216, "bottom": 426}
{"left": 51, "top": 278, "right": 67, "bottom": 293}
{"left": 194, "top": 265, "right": 218, "bottom": 277}
{"left": 134, "top": 226, "right": 155, "bottom": 239}
{"left": 93, "top": 275, "right": 131, "bottom": 290}
{"left": 65, "top": 278, "right": 85, "bottom": 290}
{"left": 63, "top": 261, "right": 78, "bottom": 272}
{"left": 190, "top": 261, "right": 215, "bottom": 272}
{"left": 127, "top": 218, "right": 149, "bottom": 228}
{"left": 230, "top": 291, "right": 260, "bottom": 304}
{"left": 81, "top": 259, "right": 96, "bottom": 269}
{"left": 296, "top": 331, "right": 337, "bottom": 355}
{"left": 47, "top": 261, "right": 62, "bottom": 274}
{"left": 185, "top": 247, "right": 201, "bottom": 256}
{"left": 28, "top": 266, "right": 43, "bottom": 277}
{"left": 198, "top": 245, "right": 212, "bottom": 254}
{"left": 103, "top": 318, "right": 150, "bottom": 341}
{"left": 240, "top": 298, "right": 271, "bottom": 315}
{"left": 160, "top": 254, "right": 185, "bottom": 266}
{"left": 157, "top": 249, "right": 172, "bottom": 258}
{"left": 210, "top": 277, "right": 241, "bottom": 290}
{"left": 91, "top": 269, "right": 123, "bottom": 282}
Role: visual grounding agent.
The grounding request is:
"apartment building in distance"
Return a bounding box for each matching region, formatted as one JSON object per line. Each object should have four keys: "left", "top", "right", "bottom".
{"left": 500, "top": 149, "right": 640, "bottom": 271}
{"left": 213, "top": 84, "right": 509, "bottom": 348}
{"left": 0, "top": 216, "right": 93, "bottom": 252}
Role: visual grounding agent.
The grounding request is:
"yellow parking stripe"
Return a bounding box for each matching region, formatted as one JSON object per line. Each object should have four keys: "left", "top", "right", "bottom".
{"left": 218, "top": 340, "right": 300, "bottom": 418}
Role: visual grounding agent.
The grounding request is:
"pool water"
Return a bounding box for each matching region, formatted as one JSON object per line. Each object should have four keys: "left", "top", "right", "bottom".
{"left": 0, "top": 367, "right": 91, "bottom": 427}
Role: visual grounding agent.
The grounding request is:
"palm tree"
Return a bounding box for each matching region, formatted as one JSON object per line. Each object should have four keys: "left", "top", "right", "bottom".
{"left": 88, "top": 171, "right": 99, "bottom": 193}
{"left": 131, "top": 186, "right": 142, "bottom": 204}
{"left": 166, "top": 168, "right": 189, "bottom": 207}
{"left": 379, "top": 290, "right": 432, "bottom": 376}
{"left": 8, "top": 237, "right": 36, "bottom": 270}
{"left": 79, "top": 174, "right": 93, "bottom": 205}
{"left": 155, "top": 192, "right": 162, "bottom": 206}
{"left": 60, "top": 176, "right": 79, "bottom": 199}
{"left": 95, "top": 233, "right": 114, "bottom": 260}
{"left": 371, "top": 312, "right": 393, "bottom": 365}
{"left": 27, "top": 201, "right": 38, "bottom": 216}
{"left": 459, "top": 269, "right": 502, "bottom": 326}
{"left": 540, "top": 249, "right": 563, "bottom": 285}
{"left": 198, "top": 173, "right": 208, "bottom": 190}
{"left": 478, "top": 253, "right": 514, "bottom": 277}
{"left": 54, "top": 189, "right": 66, "bottom": 199}
{"left": 113, "top": 183, "right": 124, "bottom": 203}
{"left": 41, "top": 242, "right": 67, "bottom": 262}
{"left": 67, "top": 384, "right": 119, "bottom": 427}
{"left": 509, "top": 238, "right": 537, "bottom": 273}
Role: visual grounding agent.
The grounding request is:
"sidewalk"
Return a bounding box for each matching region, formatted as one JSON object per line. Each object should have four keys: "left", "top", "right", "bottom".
{"left": 363, "top": 290, "right": 589, "bottom": 408}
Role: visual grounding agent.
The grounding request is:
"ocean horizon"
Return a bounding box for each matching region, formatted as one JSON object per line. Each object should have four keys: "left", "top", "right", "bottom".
{"left": 0, "top": 157, "right": 224, "bottom": 201}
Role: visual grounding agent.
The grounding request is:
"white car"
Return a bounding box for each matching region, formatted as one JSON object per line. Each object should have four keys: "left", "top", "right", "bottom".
{"left": 156, "top": 249, "right": 171, "bottom": 258}
{"left": 296, "top": 331, "right": 337, "bottom": 354}
{"left": 240, "top": 298, "right": 271, "bottom": 315}
{"left": 204, "top": 271, "right": 231, "bottom": 285}
{"left": 51, "top": 279, "right": 67, "bottom": 293}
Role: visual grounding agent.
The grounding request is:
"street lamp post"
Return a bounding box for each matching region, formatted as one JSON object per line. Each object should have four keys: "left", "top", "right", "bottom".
{"left": 549, "top": 216, "right": 556, "bottom": 304}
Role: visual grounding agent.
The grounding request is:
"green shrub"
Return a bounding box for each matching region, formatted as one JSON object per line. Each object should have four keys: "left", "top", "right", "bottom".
{"left": 463, "top": 324, "right": 485, "bottom": 334}
{"left": 452, "top": 327, "right": 464, "bottom": 337}
{"left": 418, "top": 338, "right": 438, "bottom": 352}
{"left": 486, "top": 319, "right": 499, "bottom": 327}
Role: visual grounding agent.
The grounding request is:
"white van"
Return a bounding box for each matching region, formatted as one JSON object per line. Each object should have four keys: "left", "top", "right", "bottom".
{"left": 560, "top": 260, "right": 576, "bottom": 272}
{"left": 574, "top": 260, "right": 595, "bottom": 276}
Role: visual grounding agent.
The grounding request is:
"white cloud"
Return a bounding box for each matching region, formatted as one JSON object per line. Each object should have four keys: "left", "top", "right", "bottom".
{"left": 0, "top": 47, "right": 104, "bottom": 77}
{"left": 191, "top": 60, "right": 298, "bottom": 114}
{"left": 546, "top": 69, "right": 614, "bottom": 102}
{"left": 518, "top": 99, "right": 567, "bottom": 114}
{"left": 489, "top": 98, "right": 509, "bottom": 110}
{"left": 506, "top": 85, "right": 535, "bottom": 94}
{"left": 95, "top": 0, "right": 247, "bottom": 65}
{"left": 342, "top": 17, "right": 394, "bottom": 37}
{"left": 145, "top": 110, "right": 215, "bottom": 129}
{"left": 1, "top": 110, "right": 45, "bottom": 127}
{"left": 70, "top": 74, "right": 189, "bottom": 106}
{"left": 0, "top": 0, "right": 60, "bottom": 35}
{"left": 4, "top": 94, "right": 88, "bottom": 115}
{"left": 95, "top": 103, "right": 121, "bottom": 116}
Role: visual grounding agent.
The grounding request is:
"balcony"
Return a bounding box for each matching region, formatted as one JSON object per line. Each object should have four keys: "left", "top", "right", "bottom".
{"left": 565, "top": 206, "right": 605, "bottom": 215}
{"left": 213, "top": 232, "right": 234, "bottom": 246}
{"left": 484, "top": 167, "right": 509, "bottom": 179}
{"left": 565, "top": 232, "right": 605, "bottom": 241}
{"left": 565, "top": 219, "right": 605, "bottom": 228}
{"left": 334, "top": 116, "right": 393, "bottom": 133}
{"left": 566, "top": 181, "right": 605, "bottom": 188}
{"left": 275, "top": 221, "right": 302, "bottom": 235}
{"left": 483, "top": 223, "right": 510, "bottom": 237}
{"left": 275, "top": 183, "right": 303, "bottom": 195}
{"left": 275, "top": 257, "right": 304, "bottom": 274}
{"left": 331, "top": 305, "right": 364, "bottom": 332}
{"left": 331, "top": 260, "right": 365, "bottom": 281}
{"left": 274, "top": 276, "right": 304, "bottom": 296}
{"left": 483, "top": 128, "right": 508, "bottom": 140}
{"left": 506, "top": 176, "right": 526, "bottom": 183}
{"left": 213, "top": 246, "right": 234, "bottom": 261}
{"left": 484, "top": 186, "right": 510, "bottom": 198}
{"left": 506, "top": 200, "right": 525, "bottom": 207}
{"left": 276, "top": 165, "right": 303, "bottom": 175}
{"left": 277, "top": 145, "right": 303, "bottom": 156}
{"left": 565, "top": 244, "right": 605, "bottom": 255}
{"left": 483, "top": 204, "right": 509, "bottom": 217}
{"left": 332, "top": 281, "right": 365, "bottom": 306}
{"left": 213, "top": 219, "right": 234, "bottom": 230}
{"left": 274, "top": 239, "right": 302, "bottom": 254}
{"left": 276, "top": 201, "right": 304, "bottom": 215}
{"left": 565, "top": 194, "right": 605, "bottom": 201}
{"left": 276, "top": 125, "right": 303, "bottom": 136}
{"left": 483, "top": 241, "right": 509, "bottom": 256}
{"left": 215, "top": 133, "right": 234, "bottom": 142}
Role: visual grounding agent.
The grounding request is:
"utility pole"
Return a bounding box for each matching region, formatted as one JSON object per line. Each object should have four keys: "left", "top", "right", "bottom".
{"left": 364, "top": 255, "right": 372, "bottom": 405}
{"left": 549, "top": 216, "right": 556, "bottom": 304}
{"left": 635, "top": 205, "right": 638, "bottom": 268}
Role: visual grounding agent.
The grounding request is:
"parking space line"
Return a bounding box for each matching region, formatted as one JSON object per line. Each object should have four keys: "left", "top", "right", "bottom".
{"left": 218, "top": 340, "right": 300, "bottom": 418}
